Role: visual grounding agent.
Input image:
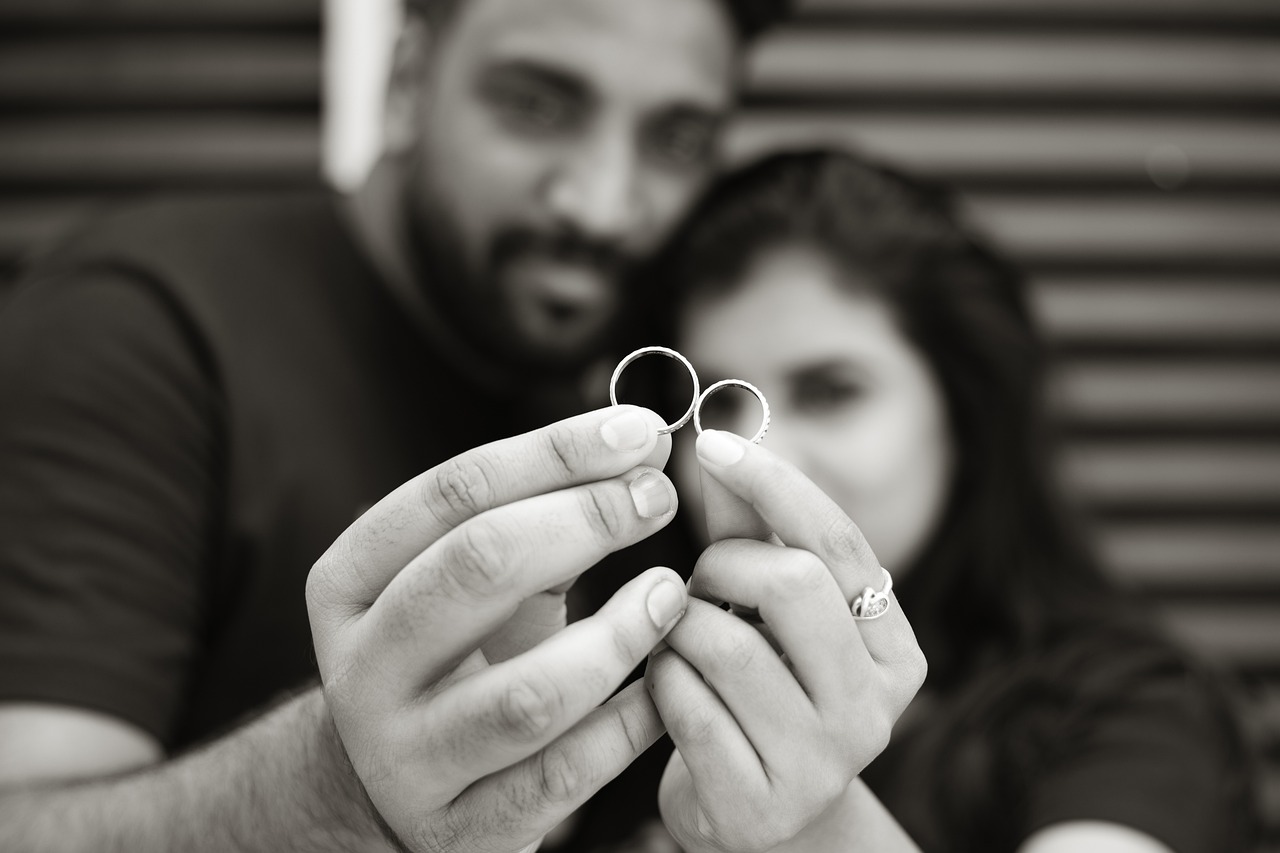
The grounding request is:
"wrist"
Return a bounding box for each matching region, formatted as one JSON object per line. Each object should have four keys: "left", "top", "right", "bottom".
{"left": 766, "top": 778, "right": 920, "bottom": 853}
{"left": 300, "top": 688, "right": 411, "bottom": 852}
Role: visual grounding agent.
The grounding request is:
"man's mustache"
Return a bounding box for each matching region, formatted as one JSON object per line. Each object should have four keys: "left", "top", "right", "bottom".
{"left": 490, "top": 228, "right": 632, "bottom": 278}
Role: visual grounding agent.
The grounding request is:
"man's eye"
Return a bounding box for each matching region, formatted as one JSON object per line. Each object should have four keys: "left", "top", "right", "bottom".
{"left": 648, "top": 120, "right": 715, "bottom": 168}
{"left": 488, "top": 83, "right": 574, "bottom": 132}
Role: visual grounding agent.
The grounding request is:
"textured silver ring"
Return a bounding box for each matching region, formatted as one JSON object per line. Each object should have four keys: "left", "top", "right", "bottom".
{"left": 693, "top": 379, "right": 771, "bottom": 445}
{"left": 852, "top": 567, "right": 894, "bottom": 620}
{"left": 609, "top": 346, "right": 700, "bottom": 435}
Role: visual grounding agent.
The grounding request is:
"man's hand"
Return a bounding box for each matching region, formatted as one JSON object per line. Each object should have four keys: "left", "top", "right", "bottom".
{"left": 648, "top": 429, "right": 927, "bottom": 853}
{"left": 307, "top": 406, "right": 687, "bottom": 853}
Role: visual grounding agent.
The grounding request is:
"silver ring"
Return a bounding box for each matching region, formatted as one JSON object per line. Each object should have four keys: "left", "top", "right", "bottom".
{"left": 609, "top": 346, "right": 700, "bottom": 435}
{"left": 693, "top": 379, "right": 771, "bottom": 445}
{"left": 852, "top": 567, "right": 893, "bottom": 620}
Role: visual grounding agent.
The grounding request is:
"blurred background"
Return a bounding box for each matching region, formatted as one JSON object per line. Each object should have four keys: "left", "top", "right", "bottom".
{"left": 1, "top": 0, "right": 1278, "bottom": 845}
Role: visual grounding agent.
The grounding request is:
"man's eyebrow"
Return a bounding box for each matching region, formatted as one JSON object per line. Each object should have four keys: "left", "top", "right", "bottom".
{"left": 478, "top": 59, "right": 590, "bottom": 100}
{"left": 650, "top": 102, "right": 726, "bottom": 124}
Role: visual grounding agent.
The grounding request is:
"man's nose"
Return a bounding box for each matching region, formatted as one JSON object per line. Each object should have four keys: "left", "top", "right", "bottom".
{"left": 543, "top": 130, "right": 644, "bottom": 243}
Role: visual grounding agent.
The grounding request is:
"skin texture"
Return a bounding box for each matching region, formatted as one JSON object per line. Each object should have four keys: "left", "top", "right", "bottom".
{"left": 0, "top": 3, "right": 997, "bottom": 851}
{"left": 388, "top": 0, "right": 737, "bottom": 368}
{"left": 0, "top": 408, "right": 688, "bottom": 852}
{"left": 0, "top": 1, "right": 741, "bottom": 850}
{"left": 673, "top": 246, "right": 954, "bottom": 577}
{"left": 667, "top": 242, "right": 1175, "bottom": 853}
{"left": 650, "top": 429, "right": 928, "bottom": 852}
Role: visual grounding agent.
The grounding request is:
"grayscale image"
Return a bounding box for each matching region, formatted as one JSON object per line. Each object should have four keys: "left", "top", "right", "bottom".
{"left": 0, "top": 1, "right": 1276, "bottom": 851}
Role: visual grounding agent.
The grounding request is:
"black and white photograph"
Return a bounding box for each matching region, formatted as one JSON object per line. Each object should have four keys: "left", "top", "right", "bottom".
{"left": 0, "top": 1, "right": 1277, "bottom": 850}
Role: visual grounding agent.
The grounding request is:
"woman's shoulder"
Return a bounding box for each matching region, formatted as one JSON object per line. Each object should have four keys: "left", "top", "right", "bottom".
{"left": 873, "top": 620, "right": 1260, "bottom": 853}
{"left": 991, "top": 623, "right": 1257, "bottom": 852}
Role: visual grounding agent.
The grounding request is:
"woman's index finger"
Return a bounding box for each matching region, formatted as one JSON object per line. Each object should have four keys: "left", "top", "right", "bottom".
{"left": 694, "top": 429, "right": 881, "bottom": 601}
{"left": 699, "top": 465, "right": 775, "bottom": 544}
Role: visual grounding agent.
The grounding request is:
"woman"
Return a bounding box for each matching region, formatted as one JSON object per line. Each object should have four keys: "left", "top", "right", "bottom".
{"left": 641, "top": 149, "right": 1257, "bottom": 852}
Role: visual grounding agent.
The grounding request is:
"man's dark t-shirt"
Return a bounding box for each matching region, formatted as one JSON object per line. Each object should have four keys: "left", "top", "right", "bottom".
{"left": 0, "top": 190, "right": 556, "bottom": 746}
{"left": 0, "top": 191, "right": 1254, "bottom": 852}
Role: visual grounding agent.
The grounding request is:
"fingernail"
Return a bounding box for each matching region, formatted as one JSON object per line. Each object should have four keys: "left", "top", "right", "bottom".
{"left": 646, "top": 581, "right": 686, "bottom": 630}
{"left": 697, "top": 429, "right": 745, "bottom": 467}
{"left": 601, "top": 410, "right": 651, "bottom": 452}
{"left": 629, "top": 472, "right": 674, "bottom": 519}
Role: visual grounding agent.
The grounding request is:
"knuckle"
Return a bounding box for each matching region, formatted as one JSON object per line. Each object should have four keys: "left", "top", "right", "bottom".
{"left": 710, "top": 628, "right": 758, "bottom": 675}
{"left": 578, "top": 485, "right": 628, "bottom": 545}
{"left": 904, "top": 646, "right": 929, "bottom": 694}
{"left": 609, "top": 697, "right": 654, "bottom": 757}
{"left": 543, "top": 423, "right": 591, "bottom": 481}
{"left": 766, "top": 551, "right": 830, "bottom": 602}
{"left": 304, "top": 554, "right": 337, "bottom": 610}
{"left": 863, "top": 708, "right": 894, "bottom": 758}
{"left": 536, "top": 738, "right": 589, "bottom": 804}
{"left": 607, "top": 621, "right": 649, "bottom": 673}
{"left": 305, "top": 545, "right": 364, "bottom": 629}
{"left": 887, "top": 647, "right": 929, "bottom": 714}
{"left": 695, "top": 539, "right": 737, "bottom": 574}
{"left": 497, "top": 677, "right": 562, "bottom": 742}
{"left": 419, "top": 804, "right": 478, "bottom": 853}
{"left": 819, "top": 511, "right": 873, "bottom": 567}
{"left": 444, "top": 520, "right": 512, "bottom": 601}
{"left": 668, "top": 702, "right": 719, "bottom": 747}
{"left": 428, "top": 455, "right": 497, "bottom": 521}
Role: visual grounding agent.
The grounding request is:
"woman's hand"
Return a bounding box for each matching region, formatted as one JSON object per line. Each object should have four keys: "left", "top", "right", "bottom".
{"left": 647, "top": 429, "right": 927, "bottom": 853}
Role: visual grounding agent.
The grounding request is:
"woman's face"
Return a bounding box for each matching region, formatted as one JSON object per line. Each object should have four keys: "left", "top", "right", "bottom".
{"left": 673, "top": 244, "right": 954, "bottom": 576}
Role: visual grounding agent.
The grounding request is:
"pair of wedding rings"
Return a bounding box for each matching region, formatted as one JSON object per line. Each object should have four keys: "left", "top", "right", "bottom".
{"left": 611, "top": 347, "right": 893, "bottom": 622}
{"left": 608, "top": 346, "right": 770, "bottom": 444}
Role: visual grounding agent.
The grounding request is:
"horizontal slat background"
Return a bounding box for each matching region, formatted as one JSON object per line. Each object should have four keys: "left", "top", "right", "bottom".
{"left": 0, "top": 0, "right": 1276, "bottom": 846}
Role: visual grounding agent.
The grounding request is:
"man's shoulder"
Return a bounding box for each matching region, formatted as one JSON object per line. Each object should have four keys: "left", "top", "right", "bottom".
{"left": 7, "top": 187, "right": 382, "bottom": 356}
{"left": 49, "top": 188, "right": 344, "bottom": 267}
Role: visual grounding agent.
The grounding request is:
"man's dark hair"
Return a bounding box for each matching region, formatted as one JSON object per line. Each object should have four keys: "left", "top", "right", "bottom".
{"left": 404, "top": 0, "right": 791, "bottom": 41}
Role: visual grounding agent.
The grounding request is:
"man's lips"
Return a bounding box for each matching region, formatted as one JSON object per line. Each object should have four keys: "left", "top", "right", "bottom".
{"left": 500, "top": 259, "right": 624, "bottom": 347}
{"left": 507, "top": 261, "right": 617, "bottom": 319}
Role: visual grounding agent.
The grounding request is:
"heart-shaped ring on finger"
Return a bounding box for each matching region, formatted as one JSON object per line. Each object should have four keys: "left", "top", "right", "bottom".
{"left": 852, "top": 567, "right": 894, "bottom": 620}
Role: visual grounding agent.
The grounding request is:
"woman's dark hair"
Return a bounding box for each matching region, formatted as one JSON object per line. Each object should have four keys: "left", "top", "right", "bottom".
{"left": 654, "top": 147, "right": 1259, "bottom": 851}
{"left": 656, "top": 148, "right": 1127, "bottom": 681}
{"left": 655, "top": 146, "right": 1254, "bottom": 845}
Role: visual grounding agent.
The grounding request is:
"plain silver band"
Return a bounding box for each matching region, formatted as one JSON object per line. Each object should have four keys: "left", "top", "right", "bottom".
{"left": 609, "top": 346, "right": 700, "bottom": 435}
{"left": 852, "top": 567, "right": 894, "bottom": 620}
{"left": 693, "top": 378, "right": 771, "bottom": 445}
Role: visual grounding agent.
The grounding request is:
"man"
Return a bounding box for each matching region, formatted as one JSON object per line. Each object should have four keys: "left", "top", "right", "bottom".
{"left": 0, "top": 1, "right": 924, "bottom": 850}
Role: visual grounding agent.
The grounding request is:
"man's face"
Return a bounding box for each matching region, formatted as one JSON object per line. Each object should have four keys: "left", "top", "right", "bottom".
{"left": 405, "top": 0, "right": 739, "bottom": 369}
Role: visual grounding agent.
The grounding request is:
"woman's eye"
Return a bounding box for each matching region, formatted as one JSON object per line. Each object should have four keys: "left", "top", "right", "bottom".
{"left": 793, "top": 377, "right": 862, "bottom": 414}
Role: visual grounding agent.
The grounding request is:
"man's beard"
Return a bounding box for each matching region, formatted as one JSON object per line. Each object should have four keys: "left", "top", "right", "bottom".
{"left": 402, "top": 175, "right": 640, "bottom": 378}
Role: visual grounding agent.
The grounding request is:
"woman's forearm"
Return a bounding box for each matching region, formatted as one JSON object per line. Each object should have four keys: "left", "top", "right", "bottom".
{"left": 772, "top": 777, "right": 921, "bottom": 853}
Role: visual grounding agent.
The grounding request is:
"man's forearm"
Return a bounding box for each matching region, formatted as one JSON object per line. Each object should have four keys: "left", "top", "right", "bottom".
{"left": 0, "top": 688, "right": 397, "bottom": 852}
